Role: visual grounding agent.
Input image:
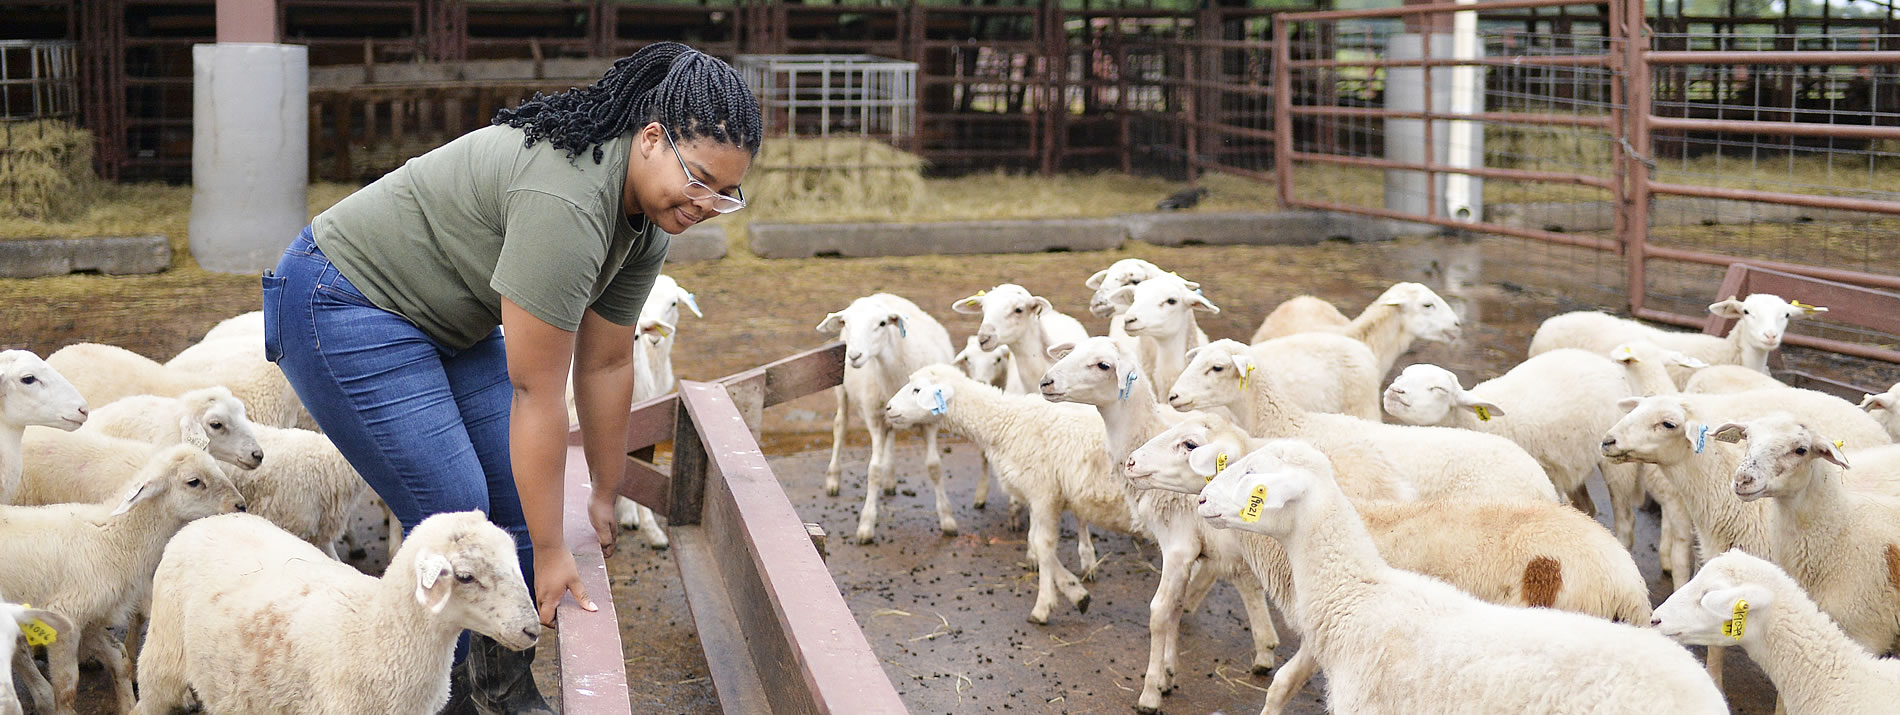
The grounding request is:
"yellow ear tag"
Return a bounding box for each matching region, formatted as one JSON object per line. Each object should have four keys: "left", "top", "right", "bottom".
{"left": 1208, "top": 453, "right": 1229, "bottom": 483}
{"left": 17, "top": 604, "right": 56, "bottom": 647}
{"left": 1721, "top": 599, "right": 1749, "bottom": 640}
{"left": 1833, "top": 439, "right": 1845, "bottom": 449}
{"left": 1474, "top": 405, "right": 1491, "bottom": 422}
{"left": 1239, "top": 485, "right": 1268, "bottom": 523}
{"left": 1238, "top": 363, "right": 1255, "bottom": 391}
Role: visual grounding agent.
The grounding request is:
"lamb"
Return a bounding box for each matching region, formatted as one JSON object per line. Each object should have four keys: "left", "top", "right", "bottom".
{"left": 1258, "top": 282, "right": 1464, "bottom": 378}
{"left": 1197, "top": 440, "right": 1728, "bottom": 715}
{"left": 0, "top": 350, "right": 89, "bottom": 504}
{"left": 1380, "top": 350, "right": 1643, "bottom": 541}
{"left": 1104, "top": 272, "right": 1217, "bottom": 404}
{"left": 132, "top": 510, "right": 540, "bottom": 715}
{"left": 79, "top": 386, "right": 266, "bottom": 469}
{"left": 1233, "top": 333, "right": 1384, "bottom": 420}
{"left": 951, "top": 283, "right": 1090, "bottom": 400}
{"left": 1530, "top": 293, "right": 1826, "bottom": 387}
{"left": 1037, "top": 338, "right": 1282, "bottom": 712}
{"left": 221, "top": 424, "right": 373, "bottom": 560}
{"left": 1654, "top": 550, "right": 1900, "bottom": 715}
{"left": 1606, "top": 341, "right": 1707, "bottom": 578}
{"left": 1686, "top": 364, "right": 1785, "bottom": 394}
{"left": 0, "top": 445, "right": 245, "bottom": 714}
{"left": 1248, "top": 295, "right": 1350, "bottom": 343}
{"left": 1712, "top": 414, "right": 1900, "bottom": 659}
{"left": 1128, "top": 418, "right": 1652, "bottom": 714}
{"left": 818, "top": 293, "right": 958, "bottom": 543}
{"left": 1, "top": 599, "right": 72, "bottom": 715}
{"left": 1859, "top": 381, "right": 1900, "bottom": 442}
{"left": 951, "top": 336, "right": 1017, "bottom": 515}
{"left": 607, "top": 273, "right": 701, "bottom": 549}
{"left": 165, "top": 337, "right": 318, "bottom": 429}
{"left": 45, "top": 341, "right": 311, "bottom": 430}
{"left": 1170, "top": 339, "right": 1560, "bottom": 504}
{"left": 198, "top": 310, "right": 263, "bottom": 342}
{"left": 1084, "top": 258, "right": 1182, "bottom": 333}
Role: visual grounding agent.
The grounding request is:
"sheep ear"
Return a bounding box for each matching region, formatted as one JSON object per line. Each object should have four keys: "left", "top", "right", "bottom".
{"left": 679, "top": 290, "right": 703, "bottom": 319}
{"left": 1711, "top": 422, "right": 1748, "bottom": 444}
{"left": 1707, "top": 298, "right": 1746, "bottom": 320}
{"left": 1457, "top": 396, "right": 1505, "bottom": 419}
{"left": 1666, "top": 351, "right": 1711, "bottom": 369}
{"left": 1242, "top": 470, "right": 1309, "bottom": 513}
{"left": 179, "top": 414, "right": 212, "bottom": 451}
{"left": 1616, "top": 397, "right": 1643, "bottom": 412}
{"left": 1861, "top": 393, "right": 1894, "bottom": 411}
{"left": 816, "top": 312, "right": 845, "bottom": 334}
{"left": 1610, "top": 343, "right": 1641, "bottom": 363}
{"left": 640, "top": 319, "right": 676, "bottom": 340}
{"left": 1179, "top": 278, "right": 1201, "bottom": 292}
{"left": 950, "top": 346, "right": 972, "bottom": 368}
{"left": 109, "top": 476, "right": 165, "bottom": 517}
{"left": 1788, "top": 299, "right": 1827, "bottom": 317}
{"left": 414, "top": 552, "right": 454, "bottom": 614}
{"left": 994, "top": 344, "right": 1012, "bottom": 359}
{"left": 1106, "top": 285, "right": 1136, "bottom": 309}
{"left": 1816, "top": 438, "right": 1851, "bottom": 470}
{"left": 1230, "top": 351, "right": 1257, "bottom": 376}
{"left": 1187, "top": 443, "right": 1228, "bottom": 478}
{"left": 1046, "top": 343, "right": 1076, "bottom": 360}
{"left": 951, "top": 295, "right": 986, "bottom": 314}
{"left": 1032, "top": 296, "right": 1054, "bottom": 314}
{"left": 927, "top": 385, "right": 952, "bottom": 415}
{"left": 1699, "top": 584, "right": 1773, "bottom": 630}
{"left": 1189, "top": 292, "right": 1221, "bottom": 314}
{"left": 1084, "top": 269, "right": 1111, "bottom": 290}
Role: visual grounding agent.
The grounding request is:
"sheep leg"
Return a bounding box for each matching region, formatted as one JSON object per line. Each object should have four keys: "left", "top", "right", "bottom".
{"left": 1026, "top": 502, "right": 1090, "bottom": 624}
{"left": 384, "top": 501, "right": 404, "bottom": 556}
{"left": 824, "top": 385, "right": 848, "bottom": 497}
{"left": 1180, "top": 559, "right": 1217, "bottom": 614}
{"left": 1137, "top": 543, "right": 1198, "bottom": 713}
{"left": 923, "top": 426, "right": 956, "bottom": 536}
{"left": 1258, "top": 646, "right": 1317, "bottom": 715}
{"left": 1566, "top": 484, "right": 1597, "bottom": 520}
{"left": 128, "top": 627, "right": 188, "bottom": 715}
{"left": 13, "top": 646, "right": 53, "bottom": 714}
{"left": 855, "top": 417, "right": 891, "bottom": 544}
{"left": 615, "top": 495, "right": 640, "bottom": 530}
{"left": 1234, "top": 577, "right": 1280, "bottom": 674}
{"left": 1664, "top": 502, "right": 1696, "bottom": 592}
{"left": 635, "top": 504, "right": 670, "bottom": 549}
{"left": 1706, "top": 644, "right": 1725, "bottom": 692}
{"left": 80, "top": 627, "right": 135, "bottom": 714}
{"left": 875, "top": 418, "right": 899, "bottom": 497}
{"left": 1075, "top": 520, "right": 1099, "bottom": 581}
{"left": 44, "top": 624, "right": 80, "bottom": 715}
{"left": 973, "top": 452, "right": 993, "bottom": 509}
{"left": 1601, "top": 461, "right": 1642, "bottom": 550}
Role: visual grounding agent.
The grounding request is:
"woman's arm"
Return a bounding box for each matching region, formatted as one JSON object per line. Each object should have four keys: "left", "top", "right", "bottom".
{"left": 572, "top": 308, "right": 639, "bottom": 556}
{"left": 499, "top": 297, "right": 599, "bottom": 626}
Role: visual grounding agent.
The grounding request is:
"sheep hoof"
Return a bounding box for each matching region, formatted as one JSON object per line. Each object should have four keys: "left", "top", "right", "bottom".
{"left": 1252, "top": 663, "right": 1275, "bottom": 676}
{"left": 1134, "top": 704, "right": 1160, "bottom": 714}
{"left": 940, "top": 524, "right": 958, "bottom": 537}
{"left": 972, "top": 499, "right": 987, "bottom": 510}
{"left": 1075, "top": 594, "right": 1092, "bottom": 615}
{"left": 855, "top": 529, "right": 875, "bottom": 545}
{"left": 882, "top": 485, "right": 898, "bottom": 497}
{"left": 824, "top": 485, "right": 841, "bottom": 497}
{"left": 647, "top": 541, "right": 670, "bottom": 551}
{"left": 1027, "top": 612, "right": 1049, "bottom": 625}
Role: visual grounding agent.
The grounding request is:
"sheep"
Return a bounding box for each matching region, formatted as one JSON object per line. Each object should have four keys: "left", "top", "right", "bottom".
{"left": 1170, "top": 339, "right": 1560, "bottom": 504}
{"left": 132, "top": 510, "right": 540, "bottom": 715}
{"left": 0, "top": 350, "right": 89, "bottom": 504}
{"left": 1712, "top": 414, "right": 1900, "bottom": 659}
{"left": 220, "top": 424, "right": 373, "bottom": 560}
{"left": 951, "top": 336, "right": 1017, "bottom": 517}
{"left": 1128, "top": 418, "right": 1652, "bottom": 714}
{"left": 1104, "top": 272, "right": 1217, "bottom": 404}
{"left": 1380, "top": 349, "right": 1642, "bottom": 541}
{"left": 818, "top": 293, "right": 958, "bottom": 543}
{"left": 1686, "top": 364, "right": 1785, "bottom": 394}
{"left": 1197, "top": 440, "right": 1728, "bottom": 715}
{"left": 1235, "top": 332, "right": 1384, "bottom": 420}
{"left": 951, "top": 283, "right": 1090, "bottom": 400}
{"left": 79, "top": 386, "right": 266, "bottom": 469}
{"left": 1, "top": 599, "right": 72, "bottom": 715}
{"left": 1529, "top": 294, "right": 1826, "bottom": 387}
{"left": 1037, "top": 338, "right": 1283, "bottom": 712}
{"left": 45, "top": 341, "right": 311, "bottom": 430}
{"left": 1248, "top": 295, "right": 1349, "bottom": 343}
{"left": 198, "top": 310, "right": 263, "bottom": 342}
{"left": 1260, "top": 282, "right": 1464, "bottom": 378}
{"left": 1654, "top": 550, "right": 1900, "bottom": 715}
{"left": 608, "top": 273, "right": 701, "bottom": 549}
{"left": 1084, "top": 258, "right": 1183, "bottom": 333}
{"left": 0, "top": 444, "right": 245, "bottom": 715}
{"left": 1859, "top": 381, "right": 1900, "bottom": 442}
{"left": 1607, "top": 341, "right": 1708, "bottom": 580}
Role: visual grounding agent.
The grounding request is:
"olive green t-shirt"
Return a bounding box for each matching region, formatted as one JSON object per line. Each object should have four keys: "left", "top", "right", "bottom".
{"left": 310, "top": 124, "right": 669, "bottom": 350}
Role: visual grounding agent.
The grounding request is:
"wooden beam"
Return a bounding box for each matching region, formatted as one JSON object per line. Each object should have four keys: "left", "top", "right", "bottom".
{"left": 556, "top": 445, "right": 633, "bottom": 715}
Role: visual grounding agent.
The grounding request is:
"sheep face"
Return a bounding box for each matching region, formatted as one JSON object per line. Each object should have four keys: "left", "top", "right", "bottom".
{"left": 884, "top": 371, "right": 954, "bottom": 430}
{"left": 1196, "top": 440, "right": 1331, "bottom": 536}
{"left": 1040, "top": 337, "right": 1137, "bottom": 406}
{"left": 182, "top": 386, "right": 266, "bottom": 469}
{"left": 818, "top": 297, "right": 909, "bottom": 370}
{"left": 1859, "top": 384, "right": 1899, "bottom": 431}
{"left": 1084, "top": 259, "right": 1168, "bottom": 318}
{"left": 1601, "top": 395, "right": 1699, "bottom": 466}
{"left": 112, "top": 445, "right": 248, "bottom": 520}
{"left": 1710, "top": 414, "right": 1850, "bottom": 502}
{"left": 1167, "top": 339, "right": 1253, "bottom": 412}
{"left": 1708, "top": 293, "right": 1824, "bottom": 353}
{"left": 639, "top": 275, "right": 700, "bottom": 346}
{"left": 407, "top": 512, "right": 541, "bottom": 650}
{"left": 1652, "top": 550, "right": 1777, "bottom": 648}
{"left": 951, "top": 336, "right": 1012, "bottom": 390}
{"left": 1126, "top": 414, "right": 1246, "bottom": 494}
{"left": 1109, "top": 275, "right": 1218, "bottom": 340}
{"left": 1379, "top": 282, "right": 1463, "bottom": 343}
{"left": 0, "top": 350, "right": 89, "bottom": 431}
{"left": 952, "top": 284, "right": 1048, "bottom": 351}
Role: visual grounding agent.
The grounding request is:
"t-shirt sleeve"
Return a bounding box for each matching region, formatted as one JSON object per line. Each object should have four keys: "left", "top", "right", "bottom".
{"left": 588, "top": 224, "right": 673, "bottom": 326}
{"left": 490, "top": 189, "right": 611, "bottom": 332}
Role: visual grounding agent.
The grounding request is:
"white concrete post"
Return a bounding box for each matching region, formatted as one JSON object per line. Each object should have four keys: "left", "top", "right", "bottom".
{"left": 189, "top": 43, "right": 308, "bottom": 273}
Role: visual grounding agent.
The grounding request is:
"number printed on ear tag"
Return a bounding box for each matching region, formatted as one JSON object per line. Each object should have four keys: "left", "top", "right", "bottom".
{"left": 1721, "top": 599, "right": 1749, "bottom": 640}
{"left": 1240, "top": 485, "right": 1268, "bottom": 523}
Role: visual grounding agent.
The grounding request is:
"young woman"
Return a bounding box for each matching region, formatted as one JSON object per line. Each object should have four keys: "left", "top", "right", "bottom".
{"left": 263, "top": 41, "right": 760, "bottom": 713}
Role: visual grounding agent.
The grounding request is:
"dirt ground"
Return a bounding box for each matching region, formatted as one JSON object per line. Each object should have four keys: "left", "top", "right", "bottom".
{"left": 11, "top": 232, "right": 1887, "bottom": 714}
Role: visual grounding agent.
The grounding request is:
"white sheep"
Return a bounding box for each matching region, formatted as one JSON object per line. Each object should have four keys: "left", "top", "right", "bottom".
{"left": 1248, "top": 295, "right": 1350, "bottom": 343}
{"left": 1197, "top": 440, "right": 1728, "bottom": 715}
{"left": 165, "top": 337, "right": 318, "bottom": 429}
{"left": 220, "top": 424, "right": 373, "bottom": 560}
{"left": 1858, "top": 381, "right": 1900, "bottom": 442}
{"left": 1685, "top": 364, "right": 1785, "bottom": 394}
{"left": 132, "top": 510, "right": 540, "bottom": 715}
{"left": 0, "top": 444, "right": 244, "bottom": 715}
{"left": 1380, "top": 350, "right": 1642, "bottom": 540}
{"left": 1268, "top": 282, "right": 1464, "bottom": 378}
{"left": 45, "top": 341, "right": 311, "bottom": 430}
{"left": 1084, "top": 258, "right": 1180, "bottom": 333}
{"left": 1530, "top": 294, "right": 1826, "bottom": 387}
{"left": 950, "top": 336, "right": 1017, "bottom": 517}
{"left": 1, "top": 599, "right": 72, "bottom": 715}
{"left": 80, "top": 386, "right": 266, "bottom": 469}
{"left": 951, "top": 283, "right": 1090, "bottom": 398}
{"left": 1037, "top": 339, "right": 1283, "bottom": 711}
{"left": 1231, "top": 333, "right": 1384, "bottom": 420}
{"left": 1128, "top": 418, "right": 1652, "bottom": 714}
{"left": 1170, "top": 339, "right": 1559, "bottom": 503}
{"left": 1606, "top": 341, "right": 1707, "bottom": 582}
{"left": 198, "top": 310, "right": 263, "bottom": 342}
{"left": 818, "top": 293, "right": 958, "bottom": 543}
{"left": 1712, "top": 414, "right": 1900, "bottom": 659}
{"left": 0, "top": 350, "right": 89, "bottom": 504}
{"left": 1654, "top": 550, "right": 1900, "bottom": 715}
{"left": 608, "top": 273, "right": 701, "bottom": 549}
{"left": 1103, "top": 272, "right": 1217, "bottom": 403}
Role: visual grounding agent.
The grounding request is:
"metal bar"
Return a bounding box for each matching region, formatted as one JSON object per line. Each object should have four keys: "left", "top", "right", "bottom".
{"left": 1645, "top": 50, "right": 1900, "bottom": 65}
{"left": 1647, "top": 115, "right": 1900, "bottom": 141}
{"left": 1192, "top": 158, "right": 1278, "bottom": 184}
{"left": 557, "top": 445, "right": 633, "bottom": 715}
{"left": 1423, "top": 28, "right": 1438, "bottom": 219}
{"left": 1290, "top": 105, "right": 1613, "bottom": 127}
{"left": 1291, "top": 54, "right": 1613, "bottom": 69}
{"left": 1293, "top": 150, "right": 1616, "bottom": 190}
{"left": 1287, "top": 0, "right": 1608, "bottom": 22}
{"left": 1641, "top": 244, "right": 1900, "bottom": 291}
{"left": 1288, "top": 197, "right": 1623, "bottom": 250}
{"left": 1647, "top": 181, "right": 1900, "bottom": 217}
{"left": 1625, "top": 0, "right": 1654, "bottom": 317}
{"left": 1273, "top": 15, "right": 1292, "bottom": 209}
{"left": 1184, "top": 118, "right": 1276, "bottom": 142}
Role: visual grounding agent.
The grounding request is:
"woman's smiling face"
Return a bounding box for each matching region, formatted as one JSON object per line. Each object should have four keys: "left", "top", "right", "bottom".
{"left": 624, "top": 121, "right": 753, "bottom": 233}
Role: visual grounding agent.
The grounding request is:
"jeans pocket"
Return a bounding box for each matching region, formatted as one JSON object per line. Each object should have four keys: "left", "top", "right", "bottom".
{"left": 261, "top": 271, "right": 287, "bottom": 363}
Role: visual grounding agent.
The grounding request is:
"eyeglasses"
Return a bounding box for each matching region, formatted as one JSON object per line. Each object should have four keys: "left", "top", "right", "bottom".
{"left": 662, "top": 126, "right": 746, "bottom": 214}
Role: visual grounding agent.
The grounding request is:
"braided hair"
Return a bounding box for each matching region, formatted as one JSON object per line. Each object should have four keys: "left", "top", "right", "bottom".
{"left": 493, "top": 41, "right": 763, "bottom": 164}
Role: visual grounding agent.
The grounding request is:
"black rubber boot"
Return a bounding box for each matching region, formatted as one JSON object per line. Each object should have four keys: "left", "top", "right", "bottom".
{"left": 440, "top": 634, "right": 557, "bottom": 714}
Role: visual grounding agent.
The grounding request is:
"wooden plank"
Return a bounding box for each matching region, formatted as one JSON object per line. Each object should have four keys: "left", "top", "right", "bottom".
{"left": 615, "top": 455, "right": 670, "bottom": 513}
{"left": 557, "top": 445, "right": 633, "bottom": 715}
{"left": 1701, "top": 263, "right": 1900, "bottom": 351}
{"left": 668, "top": 396, "right": 709, "bottom": 526}
{"left": 760, "top": 342, "right": 847, "bottom": 408}
{"left": 668, "top": 526, "right": 776, "bottom": 714}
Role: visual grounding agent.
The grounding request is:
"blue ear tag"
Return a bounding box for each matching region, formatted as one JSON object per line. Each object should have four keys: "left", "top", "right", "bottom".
{"left": 1694, "top": 424, "right": 1710, "bottom": 454}
{"left": 931, "top": 389, "right": 948, "bottom": 416}
{"left": 1119, "top": 371, "right": 1140, "bottom": 401}
{"left": 898, "top": 318, "right": 908, "bottom": 338}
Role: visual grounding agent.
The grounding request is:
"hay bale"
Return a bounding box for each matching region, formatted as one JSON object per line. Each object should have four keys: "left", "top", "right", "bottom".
{"left": 0, "top": 119, "right": 99, "bottom": 220}
{"left": 749, "top": 137, "right": 926, "bottom": 215}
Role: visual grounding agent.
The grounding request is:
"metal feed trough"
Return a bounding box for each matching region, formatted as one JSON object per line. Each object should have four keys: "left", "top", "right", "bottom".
{"left": 737, "top": 54, "right": 918, "bottom": 140}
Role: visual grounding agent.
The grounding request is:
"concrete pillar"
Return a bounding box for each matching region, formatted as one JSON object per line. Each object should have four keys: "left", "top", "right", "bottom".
{"left": 189, "top": 42, "right": 308, "bottom": 273}
{"left": 1384, "top": 34, "right": 1484, "bottom": 222}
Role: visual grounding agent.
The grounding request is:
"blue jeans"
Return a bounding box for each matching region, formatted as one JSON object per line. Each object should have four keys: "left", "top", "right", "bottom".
{"left": 261, "top": 227, "right": 535, "bottom": 603}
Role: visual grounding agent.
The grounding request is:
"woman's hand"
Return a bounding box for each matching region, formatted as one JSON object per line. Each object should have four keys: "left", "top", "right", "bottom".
{"left": 533, "top": 549, "right": 597, "bottom": 628}
{"left": 588, "top": 485, "right": 620, "bottom": 558}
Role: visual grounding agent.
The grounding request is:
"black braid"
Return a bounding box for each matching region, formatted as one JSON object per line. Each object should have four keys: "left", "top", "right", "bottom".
{"left": 493, "top": 41, "right": 764, "bottom": 164}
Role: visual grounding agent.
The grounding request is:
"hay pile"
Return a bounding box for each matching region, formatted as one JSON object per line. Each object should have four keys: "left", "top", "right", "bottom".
{"left": 747, "top": 137, "right": 927, "bottom": 217}
{"left": 0, "top": 119, "right": 99, "bottom": 220}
